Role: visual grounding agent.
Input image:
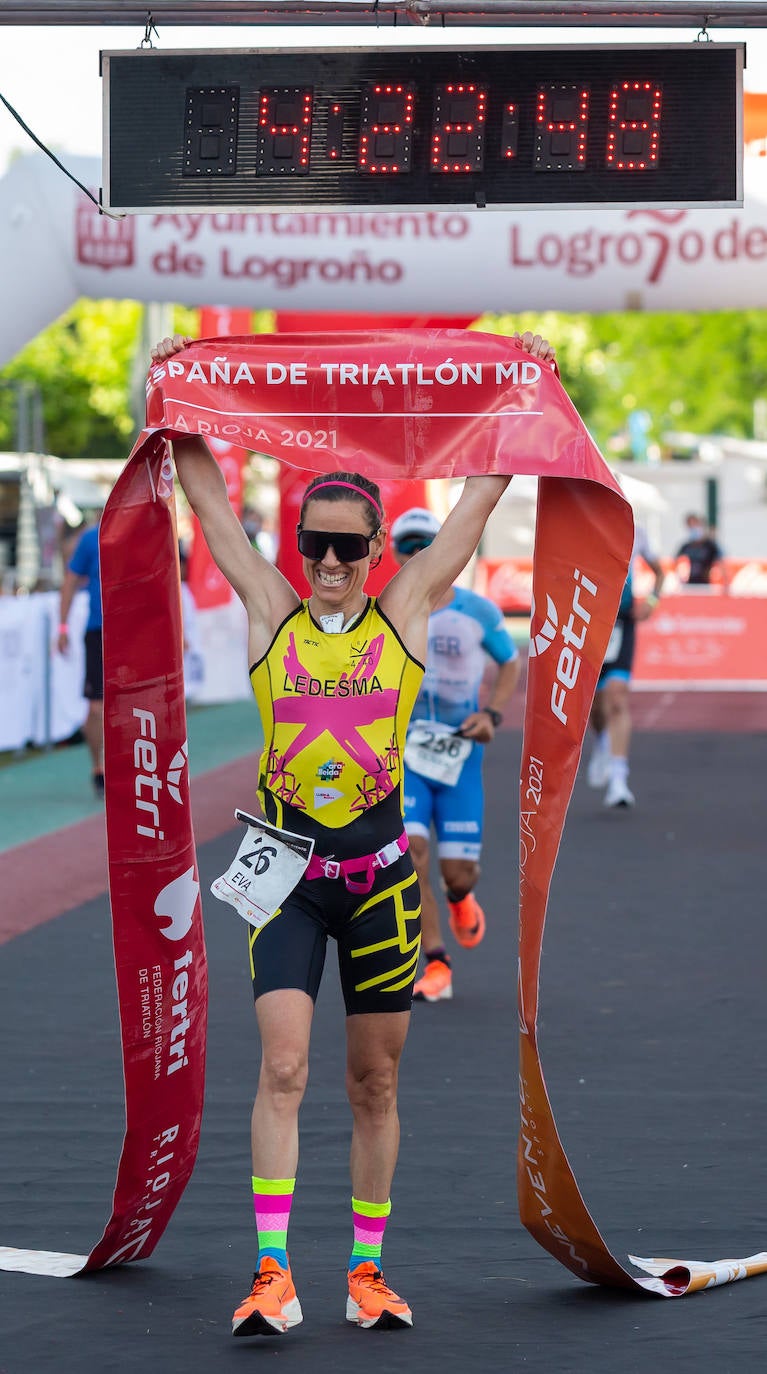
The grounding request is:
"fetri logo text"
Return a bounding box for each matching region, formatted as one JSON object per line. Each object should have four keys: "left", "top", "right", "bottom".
{"left": 550, "top": 570, "right": 598, "bottom": 727}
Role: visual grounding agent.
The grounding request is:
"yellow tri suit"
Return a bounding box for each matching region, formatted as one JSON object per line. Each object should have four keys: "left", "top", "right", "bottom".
{"left": 247, "top": 597, "right": 424, "bottom": 1014}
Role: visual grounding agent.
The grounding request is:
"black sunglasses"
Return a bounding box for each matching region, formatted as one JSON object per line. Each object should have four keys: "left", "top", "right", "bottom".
{"left": 297, "top": 527, "right": 376, "bottom": 563}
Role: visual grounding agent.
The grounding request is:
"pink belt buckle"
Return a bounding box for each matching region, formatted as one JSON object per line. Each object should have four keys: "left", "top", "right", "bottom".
{"left": 323, "top": 859, "right": 341, "bottom": 879}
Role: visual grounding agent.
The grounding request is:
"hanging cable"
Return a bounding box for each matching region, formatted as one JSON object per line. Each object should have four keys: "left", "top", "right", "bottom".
{"left": 0, "top": 89, "right": 126, "bottom": 220}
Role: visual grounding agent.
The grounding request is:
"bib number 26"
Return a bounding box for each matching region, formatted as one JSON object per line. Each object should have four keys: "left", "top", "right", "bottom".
{"left": 210, "top": 810, "right": 315, "bottom": 929}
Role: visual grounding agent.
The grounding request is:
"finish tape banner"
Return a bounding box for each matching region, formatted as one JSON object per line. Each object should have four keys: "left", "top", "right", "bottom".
{"left": 0, "top": 435, "right": 209, "bottom": 1278}
{"left": 1, "top": 330, "right": 763, "bottom": 1293}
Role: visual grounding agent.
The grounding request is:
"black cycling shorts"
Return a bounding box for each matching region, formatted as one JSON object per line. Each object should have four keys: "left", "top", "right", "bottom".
{"left": 83, "top": 628, "right": 104, "bottom": 701}
{"left": 597, "top": 615, "right": 635, "bottom": 687}
{"left": 247, "top": 847, "right": 421, "bottom": 1016}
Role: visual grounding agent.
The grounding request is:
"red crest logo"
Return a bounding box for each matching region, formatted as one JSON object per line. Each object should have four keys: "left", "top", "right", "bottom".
{"left": 75, "top": 194, "right": 135, "bottom": 270}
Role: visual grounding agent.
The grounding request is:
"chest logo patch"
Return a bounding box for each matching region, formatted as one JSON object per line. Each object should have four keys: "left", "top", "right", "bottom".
{"left": 317, "top": 759, "right": 344, "bottom": 781}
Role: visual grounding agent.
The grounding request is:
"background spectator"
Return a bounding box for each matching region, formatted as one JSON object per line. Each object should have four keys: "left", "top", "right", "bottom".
{"left": 675, "top": 513, "right": 727, "bottom": 588}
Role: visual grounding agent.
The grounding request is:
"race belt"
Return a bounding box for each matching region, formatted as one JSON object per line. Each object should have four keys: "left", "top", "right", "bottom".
{"left": 306, "top": 831, "right": 410, "bottom": 895}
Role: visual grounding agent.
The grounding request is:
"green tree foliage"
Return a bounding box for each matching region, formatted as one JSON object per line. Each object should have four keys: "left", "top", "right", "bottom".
{"left": 477, "top": 309, "right": 767, "bottom": 454}
{"left": 0, "top": 300, "right": 198, "bottom": 460}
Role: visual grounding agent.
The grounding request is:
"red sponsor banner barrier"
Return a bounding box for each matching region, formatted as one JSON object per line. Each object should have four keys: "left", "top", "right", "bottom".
{"left": 633, "top": 594, "right": 767, "bottom": 687}
{"left": 4, "top": 331, "right": 766, "bottom": 1295}
{"left": 475, "top": 555, "right": 534, "bottom": 614}
{"left": 476, "top": 556, "right": 767, "bottom": 687}
{"left": 478, "top": 554, "right": 767, "bottom": 615}
{"left": 478, "top": 555, "right": 767, "bottom": 609}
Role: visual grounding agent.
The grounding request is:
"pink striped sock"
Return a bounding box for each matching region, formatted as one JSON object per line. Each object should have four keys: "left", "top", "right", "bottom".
{"left": 252, "top": 1175, "right": 295, "bottom": 1269}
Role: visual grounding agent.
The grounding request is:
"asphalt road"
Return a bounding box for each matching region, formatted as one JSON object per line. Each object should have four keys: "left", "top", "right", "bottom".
{"left": 1, "top": 727, "right": 766, "bottom": 1374}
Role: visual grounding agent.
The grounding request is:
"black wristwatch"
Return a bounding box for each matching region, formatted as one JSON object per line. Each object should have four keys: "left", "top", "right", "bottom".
{"left": 482, "top": 707, "right": 503, "bottom": 728}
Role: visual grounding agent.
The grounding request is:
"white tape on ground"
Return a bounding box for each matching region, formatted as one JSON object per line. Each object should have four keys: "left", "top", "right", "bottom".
{"left": 0, "top": 1247, "right": 88, "bottom": 1277}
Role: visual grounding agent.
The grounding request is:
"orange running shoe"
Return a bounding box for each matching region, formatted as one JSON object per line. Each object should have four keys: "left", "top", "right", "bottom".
{"left": 346, "top": 1262, "right": 413, "bottom": 1329}
{"left": 232, "top": 1256, "right": 303, "bottom": 1337}
{"left": 447, "top": 892, "right": 486, "bottom": 949}
{"left": 413, "top": 958, "right": 453, "bottom": 1002}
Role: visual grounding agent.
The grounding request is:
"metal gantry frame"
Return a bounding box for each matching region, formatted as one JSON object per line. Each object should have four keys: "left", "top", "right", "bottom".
{"left": 2, "top": 1, "right": 767, "bottom": 25}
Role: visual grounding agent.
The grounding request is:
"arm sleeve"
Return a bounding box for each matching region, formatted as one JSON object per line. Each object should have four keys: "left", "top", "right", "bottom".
{"left": 635, "top": 526, "right": 657, "bottom": 565}
{"left": 474, "top": 594, "right": 517, "bottom": 665}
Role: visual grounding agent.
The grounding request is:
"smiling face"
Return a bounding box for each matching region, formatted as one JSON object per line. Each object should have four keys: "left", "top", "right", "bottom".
{"left": 300, "top": 498, "right": 385, "bottom": 620}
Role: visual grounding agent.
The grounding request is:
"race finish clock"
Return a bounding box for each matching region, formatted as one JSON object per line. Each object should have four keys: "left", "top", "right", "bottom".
{"left": 101, "top": 43, "right": 744, "bottom": 212}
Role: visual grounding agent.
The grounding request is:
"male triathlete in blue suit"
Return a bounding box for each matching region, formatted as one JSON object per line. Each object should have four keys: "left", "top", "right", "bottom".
{"left": 393, "top": 508, "right": 521, "bottom": 1003}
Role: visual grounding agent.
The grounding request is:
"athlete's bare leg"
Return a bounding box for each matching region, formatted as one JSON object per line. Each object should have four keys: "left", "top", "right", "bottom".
{"left": 346, "top": 1010, "right": 410, "bottom": 1203}
{"left": 440, "top": 856, "right": 479, "bottom": 904}
{"left": 600, "top": 676, "right": 635, "bottom": 805}
{"left": 590, "top": 691, "right": 606, "bottom": 735}
{"left": 84, "top": 700, "right": 104, "bottom": 773}
{"left": 251, "top": 988, "right": 314, "bottom": 1177}
{"left": 602, "top": 676, "right": 631, "bottom": 761}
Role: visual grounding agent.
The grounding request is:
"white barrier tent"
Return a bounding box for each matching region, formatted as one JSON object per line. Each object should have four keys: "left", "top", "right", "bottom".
{"left": 0, "top": 590, "right": 88, "bottom": 752}
{"left": 5, "top": 151, "right": 767, "bottom": 365}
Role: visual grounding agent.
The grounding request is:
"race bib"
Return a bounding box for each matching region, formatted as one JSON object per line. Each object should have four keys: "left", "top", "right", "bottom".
{"left": 604, "top": 622, "right": 624, "bottom": 665}
{"left": 404, "top": 720, "right": 473, "bottom": 787}
{"left": 210, "top": 810, "right": 314, "bottom": 929}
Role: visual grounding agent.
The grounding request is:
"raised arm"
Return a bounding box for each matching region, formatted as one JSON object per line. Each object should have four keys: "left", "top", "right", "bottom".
{"left": 151, "top": 336, "right": 299, "bottom": 654}
{"left": 380, "top": 329, "right": 555, "bottom": 657}
{"left": 379, "top": 475, "right": 511, "bottom": 656}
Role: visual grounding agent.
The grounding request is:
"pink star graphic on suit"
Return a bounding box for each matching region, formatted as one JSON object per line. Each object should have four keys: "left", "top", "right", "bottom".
{"left": 267, "top": 632, "right": 399, "bottom": 810}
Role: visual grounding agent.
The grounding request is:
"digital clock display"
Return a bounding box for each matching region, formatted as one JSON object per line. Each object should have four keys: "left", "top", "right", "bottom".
{"left": 103, "top": 43, "right": 743, "bottom": 211}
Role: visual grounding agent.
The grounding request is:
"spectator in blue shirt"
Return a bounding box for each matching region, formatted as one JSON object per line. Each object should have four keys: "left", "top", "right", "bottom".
{"left": 58, "top": 519, "right": 104, "bottom": 797}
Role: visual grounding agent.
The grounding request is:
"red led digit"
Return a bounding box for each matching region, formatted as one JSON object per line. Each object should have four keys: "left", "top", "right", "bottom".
{"left": 500, "top": 102, "right": 519, "bottom": 161}
{"left": 430, "top": 82, "right": 487, "bottom": 174}
{"left": 256, "top": 88, "right": 313, "bottom": 176}
{"left": 606, "top": 81, "right": 662, "bottom": 170}
{"left": 534, "top": 84, "right": 590, "bottom": 171}
{"left": 358, "top": 82, "right": 415, "bottom": 174}
{"left": 327, "top": 102, "right": 344, "bottom": 160}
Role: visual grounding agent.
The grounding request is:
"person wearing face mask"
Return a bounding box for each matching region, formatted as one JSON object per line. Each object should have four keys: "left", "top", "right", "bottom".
{"left": 149, "top": 329, "right": 557, "bottom": 1342}
{"left": 675, "top": 513, "right": 727, "bottom": 588}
